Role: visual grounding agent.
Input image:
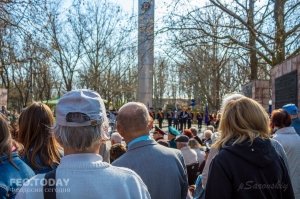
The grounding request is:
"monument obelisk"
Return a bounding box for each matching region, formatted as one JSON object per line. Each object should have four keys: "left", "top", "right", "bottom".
{"left": 137, "top": 0, "right": 154, "bottom": 108}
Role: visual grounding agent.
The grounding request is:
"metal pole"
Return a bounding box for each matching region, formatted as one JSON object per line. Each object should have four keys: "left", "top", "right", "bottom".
{"left": 137, "top": 0, "right": 154, "bottom": 107}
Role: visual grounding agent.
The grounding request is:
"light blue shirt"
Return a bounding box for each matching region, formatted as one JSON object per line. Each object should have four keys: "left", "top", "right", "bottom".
{"left": 127, "top": 135, "right": 152, "bottom": 148}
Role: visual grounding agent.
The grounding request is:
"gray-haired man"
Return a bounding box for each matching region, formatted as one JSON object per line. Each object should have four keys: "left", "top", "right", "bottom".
{"left": 16, "top": 89, "right": 150, "bottom": 199}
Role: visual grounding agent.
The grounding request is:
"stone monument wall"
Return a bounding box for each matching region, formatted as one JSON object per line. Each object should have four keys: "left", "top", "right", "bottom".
{"left": 242, "top": 80, "right": 270, "bottom": 110}
{"left": 271, "top": 55, "right": 300, "bottom": 109}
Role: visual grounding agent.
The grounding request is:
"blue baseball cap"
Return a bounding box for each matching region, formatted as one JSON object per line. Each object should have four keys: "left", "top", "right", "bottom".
{"left": 282, "top": 104, "right": 298, "bottom": 115}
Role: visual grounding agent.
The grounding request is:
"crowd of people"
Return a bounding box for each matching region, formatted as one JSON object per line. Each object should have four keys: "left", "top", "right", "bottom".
{"left": 149, "top": 107, "right": 203, "bottom": 131}
{"left": 149, "top": 107, "right": 224, "bottom": 133}
{"left": 0, "top": 89, "right": 299, "bottom": 199}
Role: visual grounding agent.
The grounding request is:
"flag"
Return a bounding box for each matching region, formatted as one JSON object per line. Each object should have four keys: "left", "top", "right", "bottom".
{"left": 205, "top": 103, "right": 209, "bottom": 125}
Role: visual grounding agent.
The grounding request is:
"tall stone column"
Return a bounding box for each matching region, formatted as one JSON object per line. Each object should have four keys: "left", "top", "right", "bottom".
{"left": 137, "top": 0, "right": 154, "bottom": 108}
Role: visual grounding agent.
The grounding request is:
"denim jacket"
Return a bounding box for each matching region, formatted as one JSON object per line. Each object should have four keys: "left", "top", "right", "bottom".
{"left": 22, "top": 154, "right": 58, "bottom": 174}
{"left": 0, "top": 152, "right": 35, "bottom": 199}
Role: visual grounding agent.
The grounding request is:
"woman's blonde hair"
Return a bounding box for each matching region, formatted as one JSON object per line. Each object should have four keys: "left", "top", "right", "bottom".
{"left": 214, "top": 97, "right": 270, "bottom": 149}
{"left": 18, "top": 102, "right": 61, "bottom": 170}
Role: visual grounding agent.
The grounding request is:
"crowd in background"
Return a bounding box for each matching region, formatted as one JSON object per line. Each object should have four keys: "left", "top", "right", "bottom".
{"left": 0, "top": 90, "right": 300, "bottom": 199}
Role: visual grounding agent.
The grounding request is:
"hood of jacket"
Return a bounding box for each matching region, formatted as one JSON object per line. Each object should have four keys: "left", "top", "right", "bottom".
{"left": 222, "top": 137, "right": 277, "bottom": 168}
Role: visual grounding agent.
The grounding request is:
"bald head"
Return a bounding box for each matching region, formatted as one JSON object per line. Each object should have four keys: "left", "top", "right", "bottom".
{"left": 117, "top": 102, "right": 152, "bottom": 142}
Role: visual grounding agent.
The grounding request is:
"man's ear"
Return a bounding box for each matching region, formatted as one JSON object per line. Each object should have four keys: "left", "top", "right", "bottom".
{"left": 148, "top": 117, "right": 154, "bottom": 130}
{"left": 116, "top": 123, "right": 123, "bottom": 135}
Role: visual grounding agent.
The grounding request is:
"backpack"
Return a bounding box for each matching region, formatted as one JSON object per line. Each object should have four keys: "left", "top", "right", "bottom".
{"left": 43, "top": 169, "right": 56, "bottom": 199}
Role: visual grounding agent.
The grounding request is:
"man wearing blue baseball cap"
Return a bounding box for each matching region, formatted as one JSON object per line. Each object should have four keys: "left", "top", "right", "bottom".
{"left": 282, "top": 103, "right": 300, "bottom": 136}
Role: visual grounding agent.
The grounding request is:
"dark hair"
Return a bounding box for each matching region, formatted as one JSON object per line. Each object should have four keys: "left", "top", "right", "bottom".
{"left": 110, "top": 143, "right": 127, "bottom": 162}
{"left": 271, "top": 109, "right": 292, "bottom": 128}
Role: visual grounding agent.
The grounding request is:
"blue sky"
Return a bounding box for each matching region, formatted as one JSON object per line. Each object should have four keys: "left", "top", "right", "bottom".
{"left": 114, "top": 0, "right": 210, "bottom": 17}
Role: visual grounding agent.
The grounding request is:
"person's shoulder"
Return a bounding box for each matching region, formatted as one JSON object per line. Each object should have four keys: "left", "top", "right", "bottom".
{"left": 270, "top": 138, "right": 282, "bottom": 146}
{"left": 22, "top": 174, "right": 45, "bottom": 186}
{"left": 155, "top": 143, "right": 182, "bottom": 154}
{"left": 215, "top": 146, "right": 233, "bottom": 161}
{"left": 293, "top": 117, "right": 300, "bottom": 122}
{"left": 273, "top": 131, "right": 287, "bottom": 141}
{"left": 272, "top": 133, "right": 280, "bottom": 139}
{"left": 190, "top": 148, "right": 198, "bottom": 154}
{"left": 114, "top": 142, "right": 173, "bottom": 158}
{"left": 209, "top": 150, "right": 230, "bottom": 171}
{"left": 15, "top": 174, "right": 45, "bottom": 199}
{"left": 155, "top": 145, "right": 186, "bottom": 162}
{"left": 107, "top": 165, "right": 147, "bottom": 185}
{"left": 111, "top": 152, "right": 129, "bottom": 166}
{"left": 109, "top": 164, "right": 136, "bottom": 175}
{"left": 111, "top": 167, "right": 150, "bottom": 198}
{"left": 271, "top": 138, "right": 287, "bottom": 153}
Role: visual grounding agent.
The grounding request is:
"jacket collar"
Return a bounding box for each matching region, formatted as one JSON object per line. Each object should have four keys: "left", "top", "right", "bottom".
{"left": 275, "top": 126, "right": 297, "bottom": 135}
{"left": 59, "top": 153, "right": 108, "bottom": 169}
{"left": 127, "top": 139, "right": 157, "bottom": 151}
{"left": 0, "top": 151, "right": 19, "bottom": 162}
{"left": 127, "top": 135, "right": 152, "bottom": 148}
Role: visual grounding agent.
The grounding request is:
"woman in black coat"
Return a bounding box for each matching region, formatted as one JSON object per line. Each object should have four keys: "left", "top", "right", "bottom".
{"left": 205, "top": 97, "right": 294, "bottom": 199}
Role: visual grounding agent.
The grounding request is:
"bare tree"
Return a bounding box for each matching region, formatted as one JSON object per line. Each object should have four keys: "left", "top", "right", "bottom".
{"left": 153, "top": 58, "right": 169, "bottom": 109}
{"left": 163, "top": 4, "right": 246, "bottom": 110}
{"left": 209, "top": 0, "right": 300, "bottom": 69}
{"left": 69, "top": 0, "right": 135, "bottom": 102}
{"left": 42, "top": 1, "right": 82, "bottom": 91}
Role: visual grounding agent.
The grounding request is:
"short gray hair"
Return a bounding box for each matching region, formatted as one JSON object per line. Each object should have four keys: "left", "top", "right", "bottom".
{"left": 190, "top": 127, "right": 198, "bottom": 136}
{"left": 204, "top": 130, "right": 213, "bottom": 138}
{"left": 206, "top": 125, "right": 215, "bottom": 133}
{"left": 54, "top": 120, "right": 109, "bottom": 152}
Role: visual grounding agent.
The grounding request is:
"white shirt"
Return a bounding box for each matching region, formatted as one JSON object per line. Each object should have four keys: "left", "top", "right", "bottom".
{"left": 194, "top": 148, "right": 205, "bottom": 164}
{"left": 16, "top": 153, "right": 150, "bottom": 199}
{"left": 180, "top": 146, "right": 198, "bottom": 165}
{"left": 273, "top": 127, "right": 300, "bottom": 199}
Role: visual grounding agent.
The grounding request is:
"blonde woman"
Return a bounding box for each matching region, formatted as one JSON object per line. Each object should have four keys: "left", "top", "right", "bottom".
{"left": 205, "top": 97, "right": 294, "bottom": 199}
{"left": 0, "top": 114, "right": 34, "bottom": 198}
